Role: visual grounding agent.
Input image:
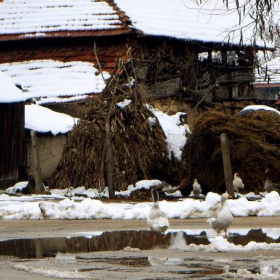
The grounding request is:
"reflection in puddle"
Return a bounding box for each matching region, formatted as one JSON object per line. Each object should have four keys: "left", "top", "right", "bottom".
{"left": 0, "top": 228, "right": 280, "bottom": 259}
{"left": 260, "top": 260, "right": 280, "bottom": 275}
{"left": 148, "top": 256, "right": 224, "bottom": 276}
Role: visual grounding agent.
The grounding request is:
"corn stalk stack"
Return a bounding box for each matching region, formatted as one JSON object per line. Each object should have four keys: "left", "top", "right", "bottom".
{"left": 49, "top": 48, "right": 179, "bottom": 193}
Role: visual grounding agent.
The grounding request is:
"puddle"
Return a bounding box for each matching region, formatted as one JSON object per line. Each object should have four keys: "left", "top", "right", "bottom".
{"left": 75, "top": 255, "right": 280, "bottom": 279}
{"left": 75, "top": 255, "right": 226, "bottom": 278}
{"left": 2, "top": 229, "right": 280, "bottom": 279}
{"left": 0, "top": 228, "right": 280, "bottom": 258}
{"left": 0, "top": 230, "right": 166, "bottom": 258}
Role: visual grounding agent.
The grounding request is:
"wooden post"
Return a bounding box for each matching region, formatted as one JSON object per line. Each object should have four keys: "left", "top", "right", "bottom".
{"left": 105, "top": 123, "right": 114, "bottom": 198}
{"left": 220, "top": 133, "right": 234, "bottom": 197}
{"left": 30, "top": 130, "right": 43, "bottom": 194}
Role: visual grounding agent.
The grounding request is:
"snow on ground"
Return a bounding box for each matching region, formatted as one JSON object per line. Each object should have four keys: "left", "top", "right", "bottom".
{"left": 170, "top": 233, "right": 280, "bottom": 252}
{"left": 14, "top": 264, "right": 86, "bottom": 279}
{"left": 2, "top": 181, "right": 280, "bottom": 220}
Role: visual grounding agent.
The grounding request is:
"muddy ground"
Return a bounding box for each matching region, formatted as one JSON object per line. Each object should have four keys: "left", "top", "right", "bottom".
{"left": 0, "top": 217, "right": 280, "bottom": 279}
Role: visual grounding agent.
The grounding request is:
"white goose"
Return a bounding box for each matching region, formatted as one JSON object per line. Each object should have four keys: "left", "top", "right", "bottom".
{"left": 233, "top": 173, "right": 244, "bottom": 193}
{"left": 147, "top": 189, "right": 169, "bottom": 233}
{"left": 192, "top": 179, "right": 202, "bottom": 197}
{"left": 264, "top": 168, "right": 280, "bottom": 194}
{"left": 207, "top": 193, "right": 233, "bottom": 238}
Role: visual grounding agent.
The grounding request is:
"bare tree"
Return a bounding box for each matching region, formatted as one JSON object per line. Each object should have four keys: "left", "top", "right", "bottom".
{"left": 195, "top": 0, "right": 279, "bottom": 44}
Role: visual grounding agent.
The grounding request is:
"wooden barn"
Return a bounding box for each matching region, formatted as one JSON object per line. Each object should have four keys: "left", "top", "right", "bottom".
{"left": 0, "top": 86, "right": 77, "bottom": 190}
{"left": 0, "top": 72, "right": 28, "bottom": 187}
{"left": 111, "top": 0, "right": 273, "bottom": 129}
{"left": 0, "top": 1, "right": 273, "bottom": 119}
{"left": 0, "top": 0, "right": 133, "bottom": 120}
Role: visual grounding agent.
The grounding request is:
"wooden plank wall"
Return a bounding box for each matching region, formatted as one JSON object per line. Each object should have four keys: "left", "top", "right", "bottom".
{"left": 0, "top": 103, "right": 26, "bottom": 187}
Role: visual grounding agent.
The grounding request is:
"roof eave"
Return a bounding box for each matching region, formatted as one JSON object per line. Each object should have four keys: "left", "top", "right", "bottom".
{"left": 0, "top": 28, "right": 132, "bottom": 42}
{"left": 134, "top": 30, "right": 274, "bottom": 51}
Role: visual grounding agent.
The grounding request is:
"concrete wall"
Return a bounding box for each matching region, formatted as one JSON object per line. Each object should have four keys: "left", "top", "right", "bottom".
{"left": 27, "top": 133, "right": 68, "bottom": 181}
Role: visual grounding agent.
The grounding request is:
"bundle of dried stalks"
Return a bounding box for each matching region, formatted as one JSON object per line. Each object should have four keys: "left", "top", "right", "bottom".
{"left": 180, "top": 109, "right": 280, "bottom": 195}
{"left": 49, "top": 50, "right": 180, "bottom": 192}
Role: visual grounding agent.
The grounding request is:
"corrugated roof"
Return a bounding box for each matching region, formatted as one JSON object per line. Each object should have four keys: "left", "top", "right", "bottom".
{"left": 0, "top": 0, "right": 131, "bottom": 41}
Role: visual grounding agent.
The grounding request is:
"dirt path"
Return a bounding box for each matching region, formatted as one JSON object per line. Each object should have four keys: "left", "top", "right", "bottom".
{"left": 0, "top": 216, "right": 279, "bottom": 239}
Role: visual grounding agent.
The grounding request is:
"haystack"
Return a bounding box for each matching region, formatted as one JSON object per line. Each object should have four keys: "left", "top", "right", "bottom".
{"left": 180, "top": 109, "right": 280, "bottom": 195}
{"left": 48, "top": 57, "right": 180, "bottom": 192}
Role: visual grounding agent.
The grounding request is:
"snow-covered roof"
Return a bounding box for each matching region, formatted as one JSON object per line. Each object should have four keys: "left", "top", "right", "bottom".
{"left": 0, "top": 0, "right": 275, "bottom": 103}
{"left": 0, "top": 70, "right": 29, "bottom": 103}
{"left": 0, "top": 60, "right": 110, "bottom": 104}
{"left": 0, "top": 0, "right": 273, "bottom": 48}
{"left": 25, "top": 104, "right": 78, "bottom": 135}
{"left": 0, "top": 0, "right": 129, "bottom": 39}
{"left": 255, "top": 57, "right": 280, "bottom": 85}
{"left": 114, "top": 0, "right": 273, "bottom": 48}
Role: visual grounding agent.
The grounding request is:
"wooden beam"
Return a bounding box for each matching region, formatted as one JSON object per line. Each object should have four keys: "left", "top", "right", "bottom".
{"left": 105, "top": 123, "right": 114, "bottom": 198}
{"left": 30, "top": 130, "right": 44, "bottom": 194}
{"left": 220, "top": 133, "right": 234, "bottom": 197}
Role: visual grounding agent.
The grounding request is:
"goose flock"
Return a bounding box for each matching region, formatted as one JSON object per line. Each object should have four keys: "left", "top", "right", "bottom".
{"left": 147, "top": 169, "right": 280, "bottom": 240}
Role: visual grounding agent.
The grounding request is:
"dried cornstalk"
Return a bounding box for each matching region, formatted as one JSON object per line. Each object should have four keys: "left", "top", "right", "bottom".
{"left": 48, "top": 47, "right": 179, "bottom": 191}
